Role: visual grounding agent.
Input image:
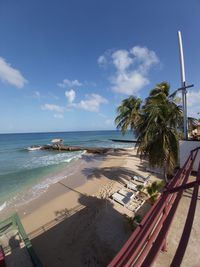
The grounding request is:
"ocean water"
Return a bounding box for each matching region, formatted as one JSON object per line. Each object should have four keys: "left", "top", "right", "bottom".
{"left": 0, "top": 130, "right": 135, "bottom": 215}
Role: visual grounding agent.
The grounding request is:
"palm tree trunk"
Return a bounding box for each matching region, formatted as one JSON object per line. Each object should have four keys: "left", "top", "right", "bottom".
{"left": 163, "top": 160, "right": 169, "bottom": 183}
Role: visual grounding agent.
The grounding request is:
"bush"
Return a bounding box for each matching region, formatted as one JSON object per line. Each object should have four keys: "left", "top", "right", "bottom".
{"left": 134, "top": 214, "right": 142, "bottom": 224}
{"left": 124, "top": 215, "right": 136, "bottom": 231}
{"left": 146, "top": 181, "right": 165, "bottom": 204}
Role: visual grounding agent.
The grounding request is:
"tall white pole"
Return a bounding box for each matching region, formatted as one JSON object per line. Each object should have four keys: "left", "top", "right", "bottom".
{"left": 178, "top": 31, "right": 186, "bottom": 85}
{"left": 178, "top": 31, "right": 188, "bottom": 140}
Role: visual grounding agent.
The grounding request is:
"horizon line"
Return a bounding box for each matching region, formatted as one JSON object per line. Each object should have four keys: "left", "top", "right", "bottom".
{"left": 0, "top": 129, "right": 121, "bottom": 135}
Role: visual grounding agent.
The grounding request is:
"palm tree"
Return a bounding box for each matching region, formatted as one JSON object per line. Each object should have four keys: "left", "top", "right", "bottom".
{"left": 115, "top": 96, "right": 142, "bottom": 134}
{"left": 137, "top": 83, "right": 182, "bottom": 179}
{"left": 115, "top": 82, "right": 182, "bottom": 181}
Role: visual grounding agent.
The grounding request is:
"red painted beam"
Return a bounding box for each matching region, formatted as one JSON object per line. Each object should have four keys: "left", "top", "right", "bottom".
{"left": 0, "top": 246, "right": 6, "bottom": 267}
{"left": 134, "top": 153, "right": 195, "bottom": 267}
{"left": 133, "top": 187, "right": 180, "bottom": 267}
{"left": 108, "top": 149, "right": 198, "bottom": 267}
{"left": 113, "top": 168, "right": 185, "bottom": 267}
{"left": 170, "top": 160, "right": 200, "bottom": 267}
{"left": 166, "top": 180, "right": 200, "bottom": 193}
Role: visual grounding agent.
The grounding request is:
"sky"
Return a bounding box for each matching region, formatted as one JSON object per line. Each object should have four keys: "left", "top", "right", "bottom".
{"left": 0, "top": 0, "right": 200, "bottom": 133}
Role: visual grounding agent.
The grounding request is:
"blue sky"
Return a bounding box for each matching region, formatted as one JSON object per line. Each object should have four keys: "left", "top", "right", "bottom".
{"left": 0, "top": 0, "right": 200, "bottom": 133}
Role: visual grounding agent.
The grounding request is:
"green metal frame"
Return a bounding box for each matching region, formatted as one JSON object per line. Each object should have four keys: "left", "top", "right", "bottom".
{"left": 0, "top": 213, "right": 43, "bottom": 267}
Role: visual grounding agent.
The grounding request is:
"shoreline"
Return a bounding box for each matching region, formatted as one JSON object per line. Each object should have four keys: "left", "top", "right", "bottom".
{"left": 0, "top": 152, "right": 104, "bottom": 219}
{"left": 20, "top": 148, "right": 131, "bottom": 233}
{"left": 20, "top": 146, "right": 162, "bottom": 234}
{"left": 2, "top": 147, "right": 162, "bottom": 266}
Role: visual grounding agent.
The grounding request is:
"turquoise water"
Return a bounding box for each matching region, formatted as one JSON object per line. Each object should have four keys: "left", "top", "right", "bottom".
{"left": 0, "top": 130, "right": 135, "bottom": 213}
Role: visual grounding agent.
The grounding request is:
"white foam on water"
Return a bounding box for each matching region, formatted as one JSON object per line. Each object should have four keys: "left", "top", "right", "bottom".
{"left": 110, "top": 143, "right": 135, "bottom": 149}
{"left": 1, "top": 150, "right": 86, "bottom": 212}
{"left": 0, "top": 201, "right": 7, "bottom": 211}
{"left": 23, "top": 150, "right": 86, "bottom": 169}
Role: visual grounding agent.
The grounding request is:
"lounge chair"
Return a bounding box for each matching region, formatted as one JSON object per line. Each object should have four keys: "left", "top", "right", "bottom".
{"left": 126, "top": 181, "right": 138, "bottom": 191}
{"left": 126, "top": 201, "right": 140, "bottom": 212}
{"left": 112, "top": 192, "right": 130, "bottom": 206}
{"left": 132, "top": 174, "right": 151, "bottom": 183}
{"left": 126, "top": 199, "right": 145, "bottom": 212}
{"left": 118, "top": 189, "right": 135, "bottom": 199}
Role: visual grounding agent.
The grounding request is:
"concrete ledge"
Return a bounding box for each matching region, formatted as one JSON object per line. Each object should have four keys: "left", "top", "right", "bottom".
{"left": 179, "top": 140, "right": 200, "bottom": 171}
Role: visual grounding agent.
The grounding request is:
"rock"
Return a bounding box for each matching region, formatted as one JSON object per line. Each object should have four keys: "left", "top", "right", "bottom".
{"left": 40, "top": 144, "right": 111, "bottom": 154}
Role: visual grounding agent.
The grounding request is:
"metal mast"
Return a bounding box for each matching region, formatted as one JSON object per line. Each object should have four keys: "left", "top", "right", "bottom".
{"left": 177, "top": 31, "right": 188, "bottom": 140}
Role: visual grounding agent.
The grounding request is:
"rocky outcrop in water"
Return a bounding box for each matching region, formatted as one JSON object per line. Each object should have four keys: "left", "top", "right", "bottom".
{"left": 41, "top": 144, "right": 111, "bottom": 154}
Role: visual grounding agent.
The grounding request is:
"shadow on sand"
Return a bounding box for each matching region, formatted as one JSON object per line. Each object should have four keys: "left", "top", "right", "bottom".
{"left": 27, "top": 150, "right": 153, "bottom": 266}
{"left": 82, "top": 166, "right": 149, "bottom": 185}
{"left": 81, "top": 148, "right": 143, "bottom": 163}
{"left": 183, "top": 187, "right": 200, "bottom": 200}
{"left": 30, "top": 192, "right": 132, "bottom": 267}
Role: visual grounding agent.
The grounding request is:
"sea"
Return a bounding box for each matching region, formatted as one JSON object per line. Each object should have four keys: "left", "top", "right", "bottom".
{"left": 0, "top": 130, "right": 135, "bottom": 216}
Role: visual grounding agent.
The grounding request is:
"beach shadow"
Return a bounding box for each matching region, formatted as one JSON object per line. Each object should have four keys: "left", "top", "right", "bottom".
{"left": 183, "top": 188, "right": 200, "bottom": 200}
{"left": 81, "top": 154, "right": 107, "bottom": 163}
{"left": 58, "top": 181, "right": 85, "bottom": 196}
{"left": 81, "top": 149, "right": 138, "bottom": 163}
{"left": 8, "top": 235, "right": 20, "bottom": 250}
{"left": 105, "top": 149, "right": 139, "bottom": 158}
{"left": 2, "top": 232, "right": 33, "bottom": 267}
{"left": 30, "top": 194, "right": 132, "bottom": 267}
{"left": 136, "top": 164, "right": 149, "bottom": 172}
{"left": 82, "top": 166, "right": 146, "bottom": 185}
{"left": 135, "top": 201, "right": 152, "bottom": 218}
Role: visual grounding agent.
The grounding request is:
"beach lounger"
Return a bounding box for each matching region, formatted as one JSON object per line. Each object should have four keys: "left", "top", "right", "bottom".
{"left": 126, "top": 201, "right": 140, "bottom": 212}
{"left": 112, "top": 192, "right": 130, "bottom": 206}
{"left": 118, "top": 189, "right": 135, "bottom": 199}
{"left": 126, "top": 181, "right": 138, "bottom": 191}
{"left": 126, "top": 199, "right": 145, "bottom": 212}
{"left": 132, "top": 174, "right": 151, "bottom": 183}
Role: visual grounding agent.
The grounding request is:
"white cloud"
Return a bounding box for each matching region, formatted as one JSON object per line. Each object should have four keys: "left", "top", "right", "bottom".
{"left": 41, "top": 104, "right": 65, "bottom": 113}
{"left": 98, "top": 46, "right": 159, "bottom": 95}
{"left": 54, "top": 113, "right": 64, "bottom": 119}
{"left": 131, "top": 46, "right": 159, "bottom": 72}
{"left": 58, "top": 79, "right": 82, "bottom": 88}
{"left": 112, "top": 50, "right": 133, "bottom": 71}
{"left": 111, "top": 71, "right": 149, "bottom": 94}
{"left": 97, "top": 55, "right": 107, "bottom": 66}
{"left": 187, "top": 90, "right": 200, "bottom": 117}
{"left": 65, "top": 89, "right": 76, "bottom": 103}
{"left": 0, "top": 57, "right": 28, "bottom": 88}
{"left": 74, "top": 94, "right": 108, "bottom": 112}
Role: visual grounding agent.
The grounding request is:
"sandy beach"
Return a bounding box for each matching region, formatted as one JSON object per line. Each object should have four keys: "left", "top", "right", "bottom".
{"left": 20, "top": 148, "right": 161, "bottom": 267}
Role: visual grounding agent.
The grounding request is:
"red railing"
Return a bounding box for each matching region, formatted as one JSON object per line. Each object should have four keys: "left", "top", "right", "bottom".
{"left": 108, "top": 147, "right": 200, "bottom": 267}
{"left": 0, "top": 246, "right": 6, "bottom": 267}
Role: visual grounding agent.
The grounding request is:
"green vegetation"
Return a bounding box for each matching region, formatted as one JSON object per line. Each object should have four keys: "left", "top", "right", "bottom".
{"left": 145, "top": 181, "right": 165, "bottom": 204}
{"left": 136, "top": 184, "right": 144, "bottom": 192}
{"left": 115, "top": 96, "right": 141, "bottom": 134}
{"left": 125, "top": 214, "right": 143, "bottom": 231}
{"left": 115, "top": 82, "right": 182, "bottom": 181}
{"left": 125, "top": 215, "right": 135, "bottom": 231}
{"left": 134, "top": 214, "right": 143, "bottom": 224}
